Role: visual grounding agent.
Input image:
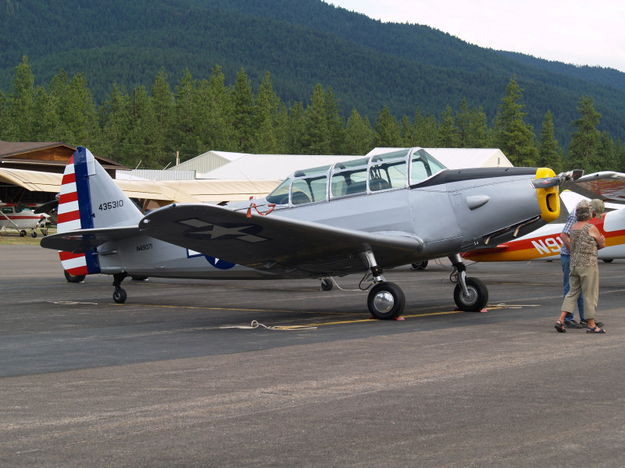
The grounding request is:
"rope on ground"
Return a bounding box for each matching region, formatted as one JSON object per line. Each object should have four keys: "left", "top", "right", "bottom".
{"left": 49, "top": 300, "right": 99, "bottom": 305}
{"left": 219, "top": 320, "right": 317, "bottom": 331}
{"left": 324, "top": 276, "right": 367, "bottom": 292}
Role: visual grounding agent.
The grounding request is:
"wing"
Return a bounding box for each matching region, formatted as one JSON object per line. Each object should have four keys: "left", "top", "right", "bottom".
{"left": 565, "top": 171, "right": 625, "bottom": 203}
{"left": 40, "top": 226, "right": 140, "bottom": 253}
{"left": 139, "top": 204, "right": 423, "bottom": 276}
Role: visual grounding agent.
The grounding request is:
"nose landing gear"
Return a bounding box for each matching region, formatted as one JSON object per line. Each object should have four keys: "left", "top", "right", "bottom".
{"left": 449, "top": 254, "right": 488, "bottom": 311}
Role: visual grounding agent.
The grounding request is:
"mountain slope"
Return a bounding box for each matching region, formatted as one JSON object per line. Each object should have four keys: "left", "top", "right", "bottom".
{"left": 1, "top": 0, "right": 625, "bottom": 141}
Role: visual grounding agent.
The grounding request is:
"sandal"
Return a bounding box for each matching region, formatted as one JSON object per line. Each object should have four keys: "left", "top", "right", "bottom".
{"left": 581, "top": 320, "right": 604, "bottom": 328}
{"left": 586, "top": 327, "right": 606, "bottom": 334}
{"left": 554, "top": 321, "right": 566, "bottom": 333}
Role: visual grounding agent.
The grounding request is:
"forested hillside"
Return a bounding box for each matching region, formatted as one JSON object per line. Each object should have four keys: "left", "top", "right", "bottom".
{"left": 0, "top": 0, "right": 624, "bottom": 171}
{"left": 2, "top": 0, "right": 625, "bottom": 140}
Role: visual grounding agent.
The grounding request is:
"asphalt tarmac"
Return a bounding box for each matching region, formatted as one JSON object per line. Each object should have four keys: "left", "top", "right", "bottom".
{"left": 1, "top": 245, "right": 625, "bottom": 467}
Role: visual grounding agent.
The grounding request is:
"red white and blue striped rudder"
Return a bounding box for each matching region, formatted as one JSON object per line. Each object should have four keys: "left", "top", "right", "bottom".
{"left": 57, "top": 147, "right": 100, "bottom": 276}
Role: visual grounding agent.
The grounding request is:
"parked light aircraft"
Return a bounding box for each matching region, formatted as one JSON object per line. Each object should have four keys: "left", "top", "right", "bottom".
{"left": 463, "top": 172, "right": 625, "bottom": 263}
{"left": 0, "top": 202, "right": 49, "bottom": 237}
{"left": 41, "top": 147, "right": 564, "bottom": 319}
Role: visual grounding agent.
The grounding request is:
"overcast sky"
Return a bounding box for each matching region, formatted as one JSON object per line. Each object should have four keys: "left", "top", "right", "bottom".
{"left": 326, "top": 0, "right": 625, "bottom": 73}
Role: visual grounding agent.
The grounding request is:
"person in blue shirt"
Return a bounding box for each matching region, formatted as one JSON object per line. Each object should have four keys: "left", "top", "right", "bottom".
{"left": 560, "top": 199, "right": 605, "bottom": 328}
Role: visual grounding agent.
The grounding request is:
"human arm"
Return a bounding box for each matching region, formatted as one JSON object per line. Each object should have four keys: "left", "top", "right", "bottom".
{"left": 560, "top": 212, "right": 576, "bottom": 250}
{"left": 589, "top": 225, "right": 605, "bottom": 249}
{"left": 560, "top": 232, "right": 571, "bottom": 250}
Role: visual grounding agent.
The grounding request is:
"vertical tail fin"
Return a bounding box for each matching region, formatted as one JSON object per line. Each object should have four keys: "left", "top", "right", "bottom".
{"left": 57, "top": 147, "right": 143, "bottom": 278}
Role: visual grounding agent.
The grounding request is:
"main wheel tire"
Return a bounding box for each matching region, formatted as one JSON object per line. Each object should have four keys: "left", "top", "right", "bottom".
{"left": 31, "top": 231, "right": 37, "bottom": 238}
{"left": 602, "top": 258, "right": 614, "bottom": 263}
{"left": 367, "top": 282, "right": 405, "bottom": 320}
{"left": 113, "top": 287, "right": 127, "bottom": 304}
{"left": 411, "top": 260, "right": 428, "bottom": 270}
{"left": 453, "top": 277, "right": 488, "bottom": 311}
{"left": 320, "top": 278, "right": 334, "bottom": 291}
{"left": 64, "top": 271, "right": 86, "bottom": 283}
{"left": 19, "top": 230, "right": 26, "bottom": 237}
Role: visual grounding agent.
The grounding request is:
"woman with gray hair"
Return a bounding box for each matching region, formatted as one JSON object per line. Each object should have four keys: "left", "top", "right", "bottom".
{"left": 555, "top": 200, "right": 606, "bottom": 333}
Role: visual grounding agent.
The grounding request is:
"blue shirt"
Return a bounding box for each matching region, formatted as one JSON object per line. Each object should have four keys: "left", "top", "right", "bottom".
{"left": 560, "top": 210, "right": 577, "bottom": 256}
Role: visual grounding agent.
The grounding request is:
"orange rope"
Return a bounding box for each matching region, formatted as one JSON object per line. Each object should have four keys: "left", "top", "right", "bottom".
{"left": 246, "top": 196, "right": 276, "bottom": 218}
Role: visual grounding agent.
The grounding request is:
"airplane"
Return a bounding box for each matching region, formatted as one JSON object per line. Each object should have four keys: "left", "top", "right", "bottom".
{"left": 463, "top": 172, "right": 625, "bottom": 264}
{"left": 0, "top": 202, "right": 49, "bottom": 237}
{"left": 40, "top": 146, "right": 565, "bottom": 319}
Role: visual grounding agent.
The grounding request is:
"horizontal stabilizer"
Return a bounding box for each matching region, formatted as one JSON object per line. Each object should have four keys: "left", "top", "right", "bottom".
{"left": 41, "top": 226, "right": 140, "bottom": 253}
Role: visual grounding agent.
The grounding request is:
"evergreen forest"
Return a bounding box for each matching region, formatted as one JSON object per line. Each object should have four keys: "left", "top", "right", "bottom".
{"left": 1, "top": 57, "right": 623, "bottom": 173}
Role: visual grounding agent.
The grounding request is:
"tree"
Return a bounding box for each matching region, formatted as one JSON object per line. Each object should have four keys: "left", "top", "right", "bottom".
{"left": 62, "top": 73, "right": 100, "bottom": 147}
{"left": 151, "top": 69, "right": 175, "bottom": 163}
{"left": 126, "top": 85, "right": 160, "bottom": 167}
{"left": 568, "top": 96, "right": 602, "bottom": 172}
{"left": 411, "top": 109, "right": 439, "bottom": 147}
{"left": 251, "top": 72, "right": 281, "bottom": 153}
{"left": 324, "top": 87, "right": 344, "bottom": 153}
{"left": 8, "top": 56, "right": 36, "bottom": 139}
{"left": 172, "top": 69, "right": 201, "bottom": 161}
{"left": 231, "top": 68, "right": 255, "bottom": 152}
{"left": 32, "top": 85, "right": 61, "bottom": 140}
{"left": 100, "top": 84, "right": 132, "bottom": 164}
{"left": 206, "top": 65, "right": 235, "bottom": 150}
{"left": 45, "top": 70, "right": 71, "bottom": 141}
{"left": 538, "top": 111, "right": 563, "bottom": 172}
{"left": 301, "top": 84, "right": 331, "bottom": 154}
{"left": 0, "top": 89, "right": 7, "bottom": 139}
{"left": 493, "top": 78, "right": 539, "bottom": 166}
{"left": 598, "top": 131, "right": 619, "bottom": 171}
{"left": 374, "top": 106, "right": 401, "bottom": 147}
{"left": 342, "top": 108, "right": 375, "bottom": 154}
{"left": 456, "top": 99, "right": 489, "bottom": 147}
{"left": 616, "top": 141, "right": 625, "bottom": 172}
{"left": 286, "top": 101, "right": 306, "bottom": 153}
{"left": 437, "top": 105, "right": 460, "bottom": 147}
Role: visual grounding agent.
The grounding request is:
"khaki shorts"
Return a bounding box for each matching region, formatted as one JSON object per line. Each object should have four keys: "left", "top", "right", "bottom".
{"left": 561, "top": 264, "right": 599, "bottom": 320}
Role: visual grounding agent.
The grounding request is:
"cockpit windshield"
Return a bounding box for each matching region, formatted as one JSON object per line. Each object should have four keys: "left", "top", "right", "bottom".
{"left": 265, "top": 147, "right": 447, "bottom": 206}
{"left": 266, "top": 164, "right": 331, "bottom": 205}
{"left": 410, "top": 148, "right": 446, "bottom": 184}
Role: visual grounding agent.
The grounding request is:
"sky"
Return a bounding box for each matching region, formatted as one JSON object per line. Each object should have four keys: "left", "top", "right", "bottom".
{"left": 326, "top": 0, "right": 625, "bottom": 73}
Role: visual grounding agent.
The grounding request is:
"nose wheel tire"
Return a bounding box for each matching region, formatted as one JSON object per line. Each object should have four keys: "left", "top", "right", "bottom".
{"left": 453, "top": 277, "right": 488, "bottom": 311}
{"left": 367, "top": 282, "right": 405, "bottom": 320}
{"left": 320, "top": 278, "right": 334, "bottom": 291}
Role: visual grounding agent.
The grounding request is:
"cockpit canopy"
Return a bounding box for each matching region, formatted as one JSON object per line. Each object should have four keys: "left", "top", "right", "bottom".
{"left": 266, "top": 148, "right": 446, "bottom": 206}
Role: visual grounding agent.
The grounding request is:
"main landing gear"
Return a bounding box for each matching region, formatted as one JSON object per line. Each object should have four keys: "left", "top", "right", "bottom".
{"left": 363, "top": 252, "right": 489, "bottom": 319}
{"left": 363, "top": 251, "right": 405, "bottom": 320}
{"left": 449, "top": 254, "right": 488, "bottom": 311}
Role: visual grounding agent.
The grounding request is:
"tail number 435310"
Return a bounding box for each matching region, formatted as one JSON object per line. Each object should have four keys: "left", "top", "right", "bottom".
{"left": 98, "top": 200, "right": 124, "bottom": 211}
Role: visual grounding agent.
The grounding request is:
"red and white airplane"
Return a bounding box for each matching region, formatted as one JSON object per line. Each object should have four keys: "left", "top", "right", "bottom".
{"left": 0, "top": 202, "right": 50, "bottom": 237}
{"left": 463, "top": 172, "right": 625, "bottom": 263}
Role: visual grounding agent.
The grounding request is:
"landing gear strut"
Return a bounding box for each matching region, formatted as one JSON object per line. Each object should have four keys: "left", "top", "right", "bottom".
{"left": 449, "top": 254, "right": 488, "bottom": 311}
{"left": 363, "top": 251, "right": 405, "bottom": 320}
{"left": 112, "top": 272, "right": 128, "bottom": 303}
